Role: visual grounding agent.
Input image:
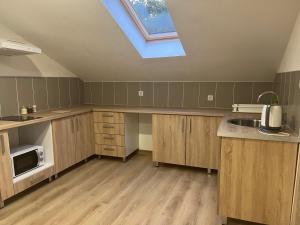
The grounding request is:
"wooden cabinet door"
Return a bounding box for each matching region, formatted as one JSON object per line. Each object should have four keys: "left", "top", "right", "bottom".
{"left": 75, "top": 113, "right": 94, "bottom": 162}
{"left": 219, "top": 138, "right": 297, "bottom": 225}
{"left": 186, "top": 116, "right": 221, "bottom": 169}
{"left": 0, "top": 132, "right": 14, "bottom": 201}
{"left": 152, "top": 114, "right": 186, "bottom": 165}
{"left": 52, "top": 117, "right": 76, "bottom": 174}
{"left": 291, "top": 149, "right": 300, "bottom": 225}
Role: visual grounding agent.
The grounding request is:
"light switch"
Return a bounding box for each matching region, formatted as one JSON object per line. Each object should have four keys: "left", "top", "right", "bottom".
{"left": 138, "top": 90, "right": 144, "bottom": 97}
{"left": 207, "top": 95, "right": 214, "bottom": 101}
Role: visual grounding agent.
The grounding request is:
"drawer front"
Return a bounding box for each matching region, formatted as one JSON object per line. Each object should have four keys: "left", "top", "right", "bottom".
{"left": 95, "top": 134, "right": 125, "bottom": 146}
{"left": 94, "top": 123, "right": 125, "bottom": 135}
{"left": 95, "top": 145, "right": 125, "bottom": 157}
{"left": 14, "top": 166, "right": 54, "bottom": 194}
{"left": 93, "top": 112, "right": 124, "bottom": 124}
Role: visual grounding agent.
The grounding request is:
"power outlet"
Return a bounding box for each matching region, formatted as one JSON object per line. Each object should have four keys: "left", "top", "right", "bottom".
{"left": 207, "top": 95, "right": 214, "bottom": 101}
{"left": 138, "top": 90, "right": 144, "bottom": 97}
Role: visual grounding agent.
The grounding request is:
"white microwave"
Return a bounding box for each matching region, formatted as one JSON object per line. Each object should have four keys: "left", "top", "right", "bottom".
{"left": 10, "top": 145, "right": 45, "bottom": 178}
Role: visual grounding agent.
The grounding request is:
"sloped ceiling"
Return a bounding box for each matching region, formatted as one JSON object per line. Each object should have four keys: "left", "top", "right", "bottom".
{"left": 0, "top": 0, "right": 299, "bottom": 81}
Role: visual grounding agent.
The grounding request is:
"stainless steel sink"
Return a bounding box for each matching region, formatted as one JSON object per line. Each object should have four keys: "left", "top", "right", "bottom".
{"left": 228, "top": 118, "right": 261, "bottom": 128}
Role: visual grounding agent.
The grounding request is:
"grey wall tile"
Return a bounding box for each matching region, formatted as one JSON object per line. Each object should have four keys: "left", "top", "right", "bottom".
{"left": 84, "top": 82, "right": 91, "bottom": 104}
{"left": 140, "top": 82, "right": 153, "bottom": 106}
{"left": 78, "top": 79, "right": 84, "bottom": 104}
{"left": 183, "top": 82, "right": 199, "bottom": 108}
{"left": 273, "top": 74, "right": 282, "bottom": 103}
{"left": 234, "top": 82, "right": 253, "bottom": 104}
{"left": 0, "top": 77, "right": 18, "bottom": 116}
{"left": 154, "top": 82, "right": 168, "bottom": 107}
{"left": 127, "top": 82, "right": 140, "bottom": 106}
{"left": 169, "top": 82, "right": 183, "bottom": 108}
{"left": 103, "top": 82, "right": 115, "bottom": 105}
{"left": 59, "top": 78, "right": 70, "bottom": 107}
{"left": 33, "top": 77, "right": 48, "bottom": 110}
{"left": 47, "top": 77, "right": 60, "bottom": 109}
{"left": 199, "top": 82, "right": 216, "bottom": 108}
{"left": 70, "top": 78, "right": 80, "bottom": 106}
{"left": 282, "top": 74, "right": 290, "bottom": 106}
{"left": 115, "top": 82, "right": 128, "bottom": 105}
{"left": 253, "top": 82, "right": 274, "bottom": 104}
{"left": 216, "top": 82, "right": 234, "bottom": 108}
{"left": 17, "top": 77, "right": 34, "bottom": 108}
{"left": 90, "top": 82, "right": 102, "bottom": 105}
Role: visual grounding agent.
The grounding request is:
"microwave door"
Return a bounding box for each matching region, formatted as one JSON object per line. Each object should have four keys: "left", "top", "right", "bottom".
{"left": 13, "top": 150, "right": 39, "bottom": 177}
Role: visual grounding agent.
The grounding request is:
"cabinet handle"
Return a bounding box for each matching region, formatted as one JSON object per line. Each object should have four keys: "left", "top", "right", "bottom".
{"left": 102, "top": 113, "right": 114, "bottom": 117}
{"left": 0, "top": 135, "right": 5, "bottom": 155}
{"left": 103, "top": 125, "right": 114, "bottom": 129}
{"left": 71, "top": 119, "right": 75, "bottom": 133}
{"left": 182, "top": 118, "right": 185, "bottom": 133}
{"left": 76, "top": 118, "right": 79, "bottom": 131}
{"left": 103, "top": 147, "right": 115, "bottom": 151}
{"left": 190, "top": 118, "right": 192, "bottom": 133}
{"left": 104, "top": 136, "right": 114, "bottom": 140}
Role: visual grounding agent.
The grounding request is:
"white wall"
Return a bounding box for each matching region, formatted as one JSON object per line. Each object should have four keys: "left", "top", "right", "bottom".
{"left": 138, "top": 114, "right": 152, "bottom": 151}
{"left": 0, "top": 24, "right": 76, "bottom": 77}
{"left": 279, "top": 12, "right": 300, "bottom": 73}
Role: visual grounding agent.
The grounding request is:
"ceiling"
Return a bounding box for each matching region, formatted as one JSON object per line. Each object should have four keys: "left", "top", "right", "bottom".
{"left": 0, "top": 0, "right": 299, "bottom": 81}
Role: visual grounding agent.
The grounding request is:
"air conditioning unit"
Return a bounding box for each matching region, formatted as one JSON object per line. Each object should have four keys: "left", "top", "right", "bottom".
{"left": 0, "top": 39, "right": 42, "bottom": 56}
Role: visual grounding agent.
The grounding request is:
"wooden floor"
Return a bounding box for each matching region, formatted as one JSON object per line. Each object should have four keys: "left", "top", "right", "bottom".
{"left": 0, "top": 151, "right": 259, "bottom": 225}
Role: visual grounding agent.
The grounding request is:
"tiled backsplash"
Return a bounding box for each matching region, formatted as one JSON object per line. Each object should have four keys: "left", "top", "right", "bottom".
{"left": 0, "top": 77, "right": 84, "bottom": 116}
{"left": 274, "top": 71, "right": 300, "bottom": 134}
{"left": 84, "top": 81, "right": 274, "bottom": 109}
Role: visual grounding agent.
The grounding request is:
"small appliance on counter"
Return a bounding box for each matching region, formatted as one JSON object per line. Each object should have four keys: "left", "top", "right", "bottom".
{"left": 257, "top": 91, "right": 283, "bottom": 133}
{"left": 10, "top": 145, "right": 45, "bottom": 178}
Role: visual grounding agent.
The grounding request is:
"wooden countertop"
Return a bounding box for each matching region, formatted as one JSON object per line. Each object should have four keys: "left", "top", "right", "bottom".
{"left": 217, "top": 114, "right": 300, "bottom": 143}
{"left": 0, "top": 105, "right": 228, "bottom": 131}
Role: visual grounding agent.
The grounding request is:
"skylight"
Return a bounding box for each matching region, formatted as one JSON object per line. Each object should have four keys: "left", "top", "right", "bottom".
{"left": 121, "top": 0, "right": 178, "bottom": 40}
{"left": 102, "top": 0, "right": 186, "bottom": 58}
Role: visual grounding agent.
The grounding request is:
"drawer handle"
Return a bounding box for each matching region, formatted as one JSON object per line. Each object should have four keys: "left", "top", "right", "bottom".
{"left": 103, "top": 147, "right": 115, "bottom": 151}
{"left": 104, "top": 137, "right": 114, "bottom": 140}
{"left": 103, "top": 125, "right": 114, "bottom": 129}
{"left": 102, "top": 114, "right": 114, "bottom": 117}
{"left": 0, "top": 135, "right": 5, "bottom": 155}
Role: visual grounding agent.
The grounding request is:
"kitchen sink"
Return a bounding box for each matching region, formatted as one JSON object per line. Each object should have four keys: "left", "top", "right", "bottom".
{"left": 227, "top": 118, "right": 261, "bottom": 128}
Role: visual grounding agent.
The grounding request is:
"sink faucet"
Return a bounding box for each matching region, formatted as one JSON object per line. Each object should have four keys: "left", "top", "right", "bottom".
{"left": 257, "top": 91, "right": 279, "bottom": 104}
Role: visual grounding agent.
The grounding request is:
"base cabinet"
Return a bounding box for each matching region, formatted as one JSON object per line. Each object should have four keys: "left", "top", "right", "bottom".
{"left": 186, "top": 116, "right": 222, "bottom": 169}
{"left": 152, "top": 114, "right": 222, "bottom": 169}
{"left": 0, "top": 132, "right": 14, "bottom": 202}
{"left": 219, "top": 138, "right": 298, "bottom": 225}
{"left": 291, "top": 149, "right": 300, "bottom": 225}
{"left": 52, "top": 113, "right": 94, "bottom": 174}
{"left": 152, "top": 114, "right": 186, "bottom": 165}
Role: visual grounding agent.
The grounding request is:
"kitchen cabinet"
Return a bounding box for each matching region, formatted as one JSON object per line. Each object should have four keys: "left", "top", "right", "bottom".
{"left": 52, "top": 116, "right": 76, "bottom": 173}
{"left": 52, "top": 113, "right": 94, "bottom": 174}
{"left": 186, "top": 116, "right": 221, "bottom": 169}
{"left": 152, "top": 114, "right": 222, "bottom": 169}
{"left": 75, "top": 113, "right": 94, "bottom": 163}
{"left": 219, "top": 138, "right": 297, "bottom": 225}
{"left": 152, "top": 114, "right": 186, "bottom": 165}
{"left": 0, "top": 131, "right": 14, "bottom": 207}
{"left": 291, "top": 149, "right": 300, "bottom": 225}
{"left": 93, "top": 112, "right": 138, "bottom": 161}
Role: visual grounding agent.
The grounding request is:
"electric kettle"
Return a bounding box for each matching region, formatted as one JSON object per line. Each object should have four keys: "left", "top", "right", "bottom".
{"left": 257, "top": 91, "right": 282, "bottom": 132}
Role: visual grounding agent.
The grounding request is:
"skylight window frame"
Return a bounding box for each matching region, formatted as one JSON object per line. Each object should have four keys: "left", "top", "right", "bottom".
{"left": 120, "top": 0, "right": 178, "bottom": 41}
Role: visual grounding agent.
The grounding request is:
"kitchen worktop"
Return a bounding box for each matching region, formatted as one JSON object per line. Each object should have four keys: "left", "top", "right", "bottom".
{"left": 218, "top": 114, "right": 300, "bottom": 143}
{"left": 1, "top": 105, "right": 299, "bottom": 143}
{"left": 0, "top": 105, "right": 229, "bottom": 131}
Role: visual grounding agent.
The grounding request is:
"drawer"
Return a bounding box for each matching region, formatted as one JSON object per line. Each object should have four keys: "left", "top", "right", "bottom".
{"left": 93, "top": 112, "right": 124, "bottom": 123}
{"left": 95, "top": 134, "right": 125, "bottom": 146}
{"left": 95, "top": 145, "right": 125, "bottom": 157}
{"left": 94, "top": 123, "right": 125, "bottom": 135}
{"left": 14, "top": 166, "right": 54, "bottom": 194}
